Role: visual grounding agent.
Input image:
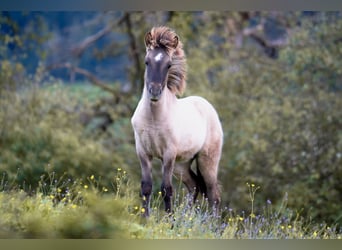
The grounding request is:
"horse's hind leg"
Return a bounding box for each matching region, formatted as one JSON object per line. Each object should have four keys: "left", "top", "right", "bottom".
{"left": 174, "top": 161, "right": 200, "bottom": 202}
{"left": 196, "top": 152, "right": 221, "bottom": 210}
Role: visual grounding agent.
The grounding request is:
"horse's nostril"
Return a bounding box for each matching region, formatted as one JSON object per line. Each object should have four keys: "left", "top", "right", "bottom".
{"left": 148, "top": 84, "right": 162, "bottom": 95}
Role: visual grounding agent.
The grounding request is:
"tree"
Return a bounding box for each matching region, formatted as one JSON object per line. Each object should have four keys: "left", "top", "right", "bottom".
{"left": 0, "top": 12, "right": 49, "bottom": 92}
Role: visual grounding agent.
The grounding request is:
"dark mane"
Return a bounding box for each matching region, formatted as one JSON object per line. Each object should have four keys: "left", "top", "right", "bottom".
{"left": 145, "top": 26, "right": 187, "bottom": 95}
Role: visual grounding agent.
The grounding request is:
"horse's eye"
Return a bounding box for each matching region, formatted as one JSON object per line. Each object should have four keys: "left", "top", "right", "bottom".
{"left": 145, "top": 61, "right": 149, "bottom": 66}
{"left": 167, "top": 63, "right": 171, "bottom": 69}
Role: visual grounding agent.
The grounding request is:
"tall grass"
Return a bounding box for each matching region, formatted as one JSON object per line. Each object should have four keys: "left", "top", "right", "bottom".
{"left": 0, "top": 170, "right": 341, "bottom": 239}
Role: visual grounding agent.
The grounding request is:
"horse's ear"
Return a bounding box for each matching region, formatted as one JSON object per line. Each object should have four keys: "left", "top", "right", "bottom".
{"left": 172, "top": 35, "right": 179, "bottom": 49}
{"left": 145, "top": 31, "right": 152, "bottom": 48}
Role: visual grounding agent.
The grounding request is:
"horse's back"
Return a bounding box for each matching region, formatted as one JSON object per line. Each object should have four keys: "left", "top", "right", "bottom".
{"left": 179, "top": 96, "right": 222, "bottom": 130}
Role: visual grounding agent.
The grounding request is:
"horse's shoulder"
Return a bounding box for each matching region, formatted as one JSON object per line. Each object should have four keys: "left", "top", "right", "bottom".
{"left": 131, "top": 100, "right": 146, "bottom": 128}
{"left": 131, "top": 110, "right": 139, "bottom": 128}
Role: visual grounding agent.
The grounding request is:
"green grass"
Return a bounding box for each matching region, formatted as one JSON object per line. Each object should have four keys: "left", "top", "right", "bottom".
{"left": 0, "top": 170, "right": 341, "bottom": 239}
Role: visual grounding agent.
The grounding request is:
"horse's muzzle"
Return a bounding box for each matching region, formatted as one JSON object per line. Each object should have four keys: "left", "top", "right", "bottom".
{"left": 148, "top": 84, "right": 163, "bottom": 101}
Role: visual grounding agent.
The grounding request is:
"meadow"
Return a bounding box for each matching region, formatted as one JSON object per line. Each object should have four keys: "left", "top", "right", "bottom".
{"left": 0, "top": 168, "right": 341, "bottom": 239}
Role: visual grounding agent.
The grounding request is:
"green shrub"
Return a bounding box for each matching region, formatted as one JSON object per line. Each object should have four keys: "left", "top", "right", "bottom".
{"left": 0, "top": 85, "right": 129, "bottom": 192}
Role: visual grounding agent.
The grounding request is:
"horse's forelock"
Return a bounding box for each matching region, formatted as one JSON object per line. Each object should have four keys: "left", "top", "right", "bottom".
{"left": 147, "top": 27, "right": 177, "bottom": 51}
{"left": 146, "top": 26, "right": 187, "bottom": 96}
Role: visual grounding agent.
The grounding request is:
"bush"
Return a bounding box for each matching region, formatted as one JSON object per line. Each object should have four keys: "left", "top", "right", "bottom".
{"left": 0, "top": 84, "right": 130, "bottom": 192}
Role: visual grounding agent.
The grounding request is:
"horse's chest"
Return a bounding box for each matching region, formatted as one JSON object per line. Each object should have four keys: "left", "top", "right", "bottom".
{"left": 139, "top": 127, "right": 172, "bottom": 158}
{"left": 137, "top": 124, "right": 204, "bottom": 162}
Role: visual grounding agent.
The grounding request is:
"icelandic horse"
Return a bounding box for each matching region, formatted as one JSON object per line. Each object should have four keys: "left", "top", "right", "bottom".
{"left": 131, "top": 26, "right": 223, "bottom": 216}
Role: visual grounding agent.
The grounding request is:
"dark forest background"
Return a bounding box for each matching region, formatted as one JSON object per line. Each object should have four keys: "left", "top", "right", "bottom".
{"left": 0, "top": 11, "right": 341, "bottom": 225}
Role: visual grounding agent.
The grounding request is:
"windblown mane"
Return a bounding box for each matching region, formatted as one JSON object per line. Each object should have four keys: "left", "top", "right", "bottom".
{"left": 145, "top": 26, "right": 187, "bottom": 96}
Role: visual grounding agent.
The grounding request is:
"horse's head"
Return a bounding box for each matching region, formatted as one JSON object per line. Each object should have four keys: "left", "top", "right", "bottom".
{"left": 143, "top": 27, "right": 186, "bottom": 102}
{"left": 144, "top": 47, "right": 173, "bottom": 102}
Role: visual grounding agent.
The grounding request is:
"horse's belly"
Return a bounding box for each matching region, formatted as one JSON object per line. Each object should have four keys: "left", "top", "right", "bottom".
{"left": 175, "top": 127, "right": 206, "bottom": 162}
{"left": 175, "top": 147, "right": 199, "bottom": 162}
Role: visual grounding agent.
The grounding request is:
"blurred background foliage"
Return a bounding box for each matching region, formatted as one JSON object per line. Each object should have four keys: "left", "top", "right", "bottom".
{"left": 0, "top": 11, "right": 341, "bottom": 225}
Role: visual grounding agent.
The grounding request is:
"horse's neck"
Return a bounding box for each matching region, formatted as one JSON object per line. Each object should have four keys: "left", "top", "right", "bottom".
{"left": 142, "top": 88, "right": 177, "bottom": 122}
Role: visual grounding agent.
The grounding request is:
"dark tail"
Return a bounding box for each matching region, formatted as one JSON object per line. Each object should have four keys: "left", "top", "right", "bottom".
{"left": 196, "top": 165, "right": 207, "bottom": 198}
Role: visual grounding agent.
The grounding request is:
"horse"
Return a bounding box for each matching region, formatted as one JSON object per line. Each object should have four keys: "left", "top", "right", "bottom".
{"left": 131, "top": 26, "right": 223, "bottom": 217}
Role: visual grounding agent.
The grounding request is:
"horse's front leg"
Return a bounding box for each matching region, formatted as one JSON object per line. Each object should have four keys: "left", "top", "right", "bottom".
{"left": 138, "top": 152, "right": 153, "bottom": 217}
{"left": 161, "top": 156, "right": 176, "bottom": 213}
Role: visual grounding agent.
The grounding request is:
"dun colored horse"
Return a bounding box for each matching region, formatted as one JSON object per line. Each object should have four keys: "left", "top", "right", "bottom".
{"left": 131, "top": 26, "right": 223, "bottom": 217}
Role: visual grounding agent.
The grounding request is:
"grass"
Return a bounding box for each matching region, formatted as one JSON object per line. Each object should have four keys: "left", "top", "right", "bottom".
{"left": 0, "top": 169, "right": 341, "bottom": 239}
